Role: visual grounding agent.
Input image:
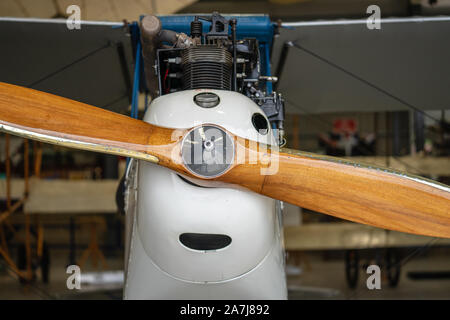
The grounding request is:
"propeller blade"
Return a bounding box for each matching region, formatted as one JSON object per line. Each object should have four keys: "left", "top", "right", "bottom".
{"left": 217, "top": 145, "right": 450, "bottom": 238}
{"left": 1, "top": 82, "right": 449, "bottom": 238}
{"left": 0, "top": 82, "right": 187, "bottom": 168}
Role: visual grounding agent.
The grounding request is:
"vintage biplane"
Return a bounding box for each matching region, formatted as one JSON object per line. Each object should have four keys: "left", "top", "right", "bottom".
{"left": 0, "top": 12, "right": 449, "bottom": 299}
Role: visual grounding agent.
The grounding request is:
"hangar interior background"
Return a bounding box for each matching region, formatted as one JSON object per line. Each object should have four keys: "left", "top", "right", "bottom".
{"left": 0, "top": 0, "right": 449, "bottom": 299}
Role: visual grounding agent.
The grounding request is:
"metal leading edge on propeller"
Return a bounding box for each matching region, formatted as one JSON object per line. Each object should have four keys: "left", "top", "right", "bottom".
{"left": 0, "top": 82, "right": 449, "bottom": 238}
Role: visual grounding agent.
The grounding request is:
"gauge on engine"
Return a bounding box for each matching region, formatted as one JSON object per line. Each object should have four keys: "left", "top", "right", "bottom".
{"left": 181, "top": 125, "right": 234, "bottom": 178}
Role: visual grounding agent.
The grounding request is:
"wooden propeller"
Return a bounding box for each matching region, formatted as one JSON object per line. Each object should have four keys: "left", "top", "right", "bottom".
{"left": 1, "top": 82, "right": 449, "bottom": 238}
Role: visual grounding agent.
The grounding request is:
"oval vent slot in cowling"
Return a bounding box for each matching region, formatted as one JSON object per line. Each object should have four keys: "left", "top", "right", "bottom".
{"left": 179, "top": 233, "right": 232, "bottom": 251}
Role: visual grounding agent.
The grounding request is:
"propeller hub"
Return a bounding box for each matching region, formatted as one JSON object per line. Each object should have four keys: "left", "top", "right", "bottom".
{"left": 181, "top": 124, "right": 234, "bottom": 178}
{"left": 203, "top": 139, "right": 214, "bottom": 151}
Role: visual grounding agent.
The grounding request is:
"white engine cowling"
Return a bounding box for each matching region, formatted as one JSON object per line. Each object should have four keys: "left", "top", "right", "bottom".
{"left": 124, "top": 89, "right": 287, "bottom": 299}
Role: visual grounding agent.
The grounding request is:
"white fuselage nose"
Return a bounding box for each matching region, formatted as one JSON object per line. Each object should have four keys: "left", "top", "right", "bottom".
{"left": 123, "top": 90, "right": 287, "bottom": 299}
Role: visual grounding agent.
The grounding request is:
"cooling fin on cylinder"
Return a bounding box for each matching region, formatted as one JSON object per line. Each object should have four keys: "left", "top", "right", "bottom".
{"left": 181, "top": 46, "right": 232, "bottom": 90}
